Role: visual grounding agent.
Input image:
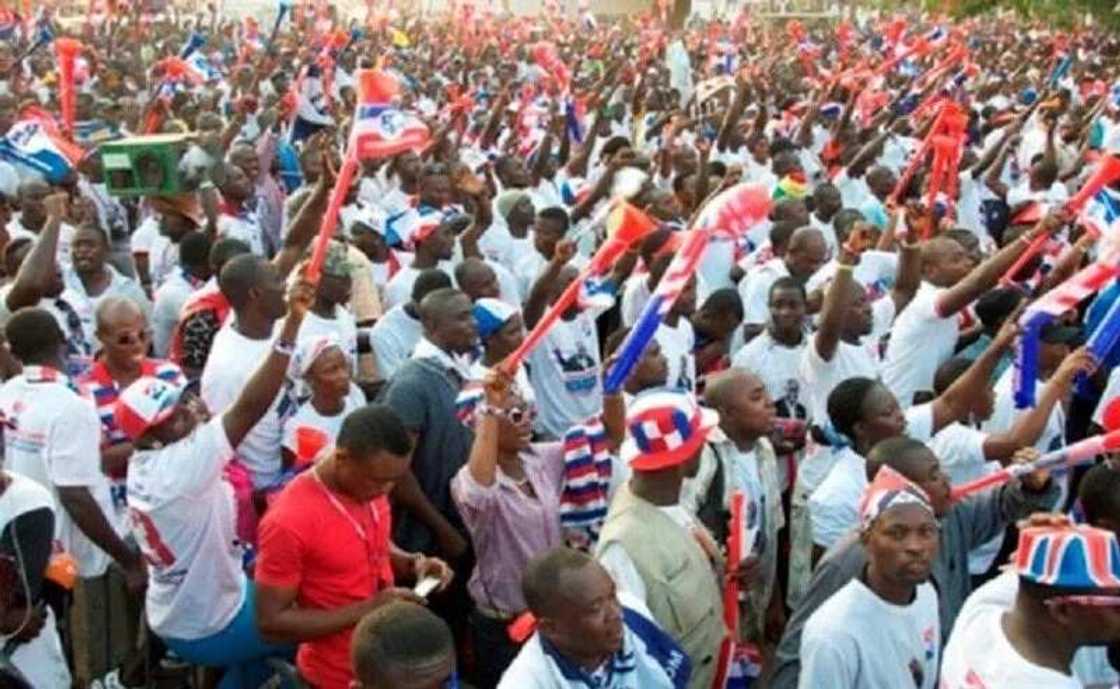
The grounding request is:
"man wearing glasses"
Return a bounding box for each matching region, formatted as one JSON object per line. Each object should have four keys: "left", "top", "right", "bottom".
{"left": 77, "top": 296, "right": 186, "bottom": 686}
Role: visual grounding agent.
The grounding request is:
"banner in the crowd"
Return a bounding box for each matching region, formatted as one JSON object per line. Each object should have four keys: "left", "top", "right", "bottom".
{"left": 0, "top": 109, "right": 84, "bottom": 183}
{"left": 350, "top": 68, "right": 431, "bottom": 160}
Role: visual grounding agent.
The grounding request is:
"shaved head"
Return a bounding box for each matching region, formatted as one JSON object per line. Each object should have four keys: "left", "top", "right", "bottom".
{"left": 95, "top": 296, "right": 145, "bottom": 331}
{"left": 788, "top": 226, "right": 826, "bottom": 253}
{"left": 704, "top": 368, "right": 761, "bottom": 409}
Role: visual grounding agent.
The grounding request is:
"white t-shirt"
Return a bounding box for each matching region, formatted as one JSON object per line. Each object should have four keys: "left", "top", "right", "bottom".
{"left": 799, "top": 297, "right": 894, "bottom": 425}
{"left": 151, "top": 270, "right": 199, "bottom": 358}
{"left": 62, "top": 265, "right": 153, "bottom": 350}
{"left": 808, "top": 404, "right": 935, "bottom": 549}
{"left": 382, "top": 262, "right": 454, "bottom": 311}
{"left": 498, "top": 593, "right": 681, "bottom": 689}
{"left": 731, "top": 330, "right": 809, "bottom": 416}
{"left": 942, "top": 571, "right": 1083, "bottom": 689}
{"left": 126, "top": 417, "right": 246, "bottom": 640}
{"left": 200, "top": 323, "right": 295, "bottom": 488}
{"left": 0, "top": 368, "right": 117, "bottom": 577}
{"left": 130, "top": 216, "right": 177, "bottom": 288}
{"left": 528, "top": 312, "right": 603, "bottom": 439}
{"left": 281, "top": 384, "right": 367, "bottom": 457}
{"left": 217, "top": 212, "right": 265, "bottom": 257}
{"left": 738, "top": 258, "right": 789, "bottom": 326}
{"left": 985, "top": 367, "right": 1068, "bottom": 505}
{"left": 834, "top": 170, "right": 873, "bottom": 211}
{"left": 806, "top": 251, "right": 899, "bottom": 296}
{"left": 697, "top": 236, "right": 737, "bottom": 300}
{"left": 369, "top": 304, "right": 423, "bottom": 382}
{"left": 799, "top": 578, "right": 940, "bottom": 689}
{"left": 655, "top": 319, "right": 696, "bottom": 392}
{"left": 882, "top": 282, "right": 959, "bottom": 409}
{"left": 0, "top": 472, "right": 72, "bottom": 689}
{"left": 620, "top": 275, "right": 653, "bottom": 329}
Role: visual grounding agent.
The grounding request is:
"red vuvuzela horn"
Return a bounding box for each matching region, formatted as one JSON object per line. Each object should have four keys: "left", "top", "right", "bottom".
{"left": 1067, "top": 154, "right": 1120, "bottom": 214}
{"left": 55, "top": 38, "right": 83, "bottom": 140}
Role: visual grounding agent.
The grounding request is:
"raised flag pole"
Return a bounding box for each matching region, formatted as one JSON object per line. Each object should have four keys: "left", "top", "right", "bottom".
{"left": 1000, "top": 155, "right": 1120, "bottom": 287}
{"left": 499, "top": 203, "right": 658, "bottom": 377}
{"left": 602, "top": 230, "right": 710, "bottom": 393}
{"left": 305, "top": 151, "right": 359, "bottom": 285}
{"left": 306, "top": 68, "right": 431, "bottom": 284}
{"left": 950, "top": 427, "right": 1120, "bottom": 504}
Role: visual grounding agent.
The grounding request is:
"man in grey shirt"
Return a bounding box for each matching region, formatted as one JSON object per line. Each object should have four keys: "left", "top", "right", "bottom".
{"left": 769, "top": 437, "right": 1058, "bottom": 689}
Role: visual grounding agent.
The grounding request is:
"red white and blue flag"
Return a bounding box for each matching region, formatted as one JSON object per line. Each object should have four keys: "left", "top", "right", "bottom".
{"left": 603, "top": 231, "right": 710, "bottom": 393}
{"left": 0, "top": 108, "right": 84, "bottom": 184}
{"left": 350, "top": 69, "right": 431, "bottom": 160}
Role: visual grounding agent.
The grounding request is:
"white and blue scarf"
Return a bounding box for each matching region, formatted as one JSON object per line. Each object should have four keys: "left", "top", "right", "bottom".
{"left": 533, "top": 604, "right": 691, "bottom": 689}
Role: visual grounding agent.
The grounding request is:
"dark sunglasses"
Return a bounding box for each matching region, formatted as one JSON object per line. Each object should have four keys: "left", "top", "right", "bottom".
{"left": 112, "top": 330, "right": 151, "bottom": 347}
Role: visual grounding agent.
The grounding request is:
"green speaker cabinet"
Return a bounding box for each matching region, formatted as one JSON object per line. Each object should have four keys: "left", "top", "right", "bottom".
{"left": 100, "top": 134, "right": 194, "bottom": 198}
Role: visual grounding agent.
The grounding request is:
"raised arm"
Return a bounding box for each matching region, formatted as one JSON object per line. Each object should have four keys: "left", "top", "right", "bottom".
{"left": 813, "top": 244, "right": 858, "bottom": 363}
{"left": 981, "top": 348, "right": 1095, "bottom": 462}
{"left": 6, "top": 193, "right": 65, "bottom": 312}
{"left": 929, "top": 311, "right": 1018, "bottom": 434}
{"left": 221, "top": 278, "right": 313, "bottom": 448}
{"left": 524, "top": 239, "right": 576, "bottom": 328}
{"left": 935, "top": 210, "right": 1066, "bottom": 317}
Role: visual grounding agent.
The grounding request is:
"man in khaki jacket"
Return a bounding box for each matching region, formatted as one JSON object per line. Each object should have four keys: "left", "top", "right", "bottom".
{"left": 596, "top": 389, "right": 728, "bottom": 689}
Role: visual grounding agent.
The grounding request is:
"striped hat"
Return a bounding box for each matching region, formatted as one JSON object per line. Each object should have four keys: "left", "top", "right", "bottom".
{"left": 114, "top": 376, "right": 185, "bottom": 441}
{"left": 621, "top": 389, "right": 719, "bottom": 470}
{"left": 859, "top": 465, "right": 934, "bottom": 532}
{"left": 1013, "top": 524, "right": 1120, "bottom": 590}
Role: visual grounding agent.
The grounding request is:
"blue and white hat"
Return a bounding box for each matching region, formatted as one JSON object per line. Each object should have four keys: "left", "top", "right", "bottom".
{"left": 620, "top": 389, "right": 719, "bottom": 470}
{"left": 472, "top": 298, "right": 520, "bottom": 340}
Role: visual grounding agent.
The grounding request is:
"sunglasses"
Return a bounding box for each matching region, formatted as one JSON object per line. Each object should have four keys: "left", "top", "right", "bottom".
{"left": 506, "top": 406, "right": 535, "bottom": 425}
{"left": 112, "top": 330, "right": 151, "bottom": 347}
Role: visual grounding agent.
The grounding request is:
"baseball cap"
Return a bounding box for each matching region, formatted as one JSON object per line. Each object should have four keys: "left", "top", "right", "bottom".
{"left": 621, "top": 389, "right": 720, "bottom": 470}
{"left": 114, "top": 376, "right": 185, "bottom": 442}
{"left": 1013, "top": 524, "right": 1120, "bottom": 589}
{"left": 473, "top": 298, "right": 519, "bottom": 340}
{"left": 319, "top": 240, "right": 354, "bottom": 278}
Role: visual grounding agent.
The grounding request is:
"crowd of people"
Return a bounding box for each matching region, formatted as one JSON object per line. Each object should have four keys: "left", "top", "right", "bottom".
{"left": 5, "top": 1, "right": 1120, "bottom": 688}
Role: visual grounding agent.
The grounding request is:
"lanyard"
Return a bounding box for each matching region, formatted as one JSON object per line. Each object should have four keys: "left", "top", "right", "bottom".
{"left": 312, "top": 466, "right": 377, "bottom": 545}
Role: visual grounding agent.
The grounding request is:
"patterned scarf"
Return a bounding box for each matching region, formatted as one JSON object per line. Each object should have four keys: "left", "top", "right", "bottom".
{"left": 558, "top": 415, "right": 614, "bottom": 551}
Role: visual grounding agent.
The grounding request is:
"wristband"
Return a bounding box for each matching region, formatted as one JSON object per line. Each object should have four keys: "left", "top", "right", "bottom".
{"left": 273, "top": 339, "right": 295, "bottom": 357}
{"left": 836, "top": 263, "right": 855, "bottom": 273}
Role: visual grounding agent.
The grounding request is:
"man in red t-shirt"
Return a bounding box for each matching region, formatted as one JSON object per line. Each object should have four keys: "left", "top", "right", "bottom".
{"left": 255, "top": 404, "right": 453, "bottom": 689}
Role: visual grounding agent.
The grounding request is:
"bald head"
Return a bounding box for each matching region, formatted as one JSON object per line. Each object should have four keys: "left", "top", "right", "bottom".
{"left": 453, "top": 258, "right": 499, "bottom": 301}
{"left": 865, "top": 436, "right": 937, "bottom": 483}
{"left": 95, "top": 296, "right": 145, "bottom": 332}
{"left": 785, "top": 227, "right": 828, "bottom": 281}
{"left": 704, "top": 368, "right": 760, "bottom": 409}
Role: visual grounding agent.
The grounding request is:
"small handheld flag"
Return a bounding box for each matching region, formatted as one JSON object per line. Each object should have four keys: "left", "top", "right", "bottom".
{"left": 350, "top": 69, "right": 431, "bottom": 160}
{"left": 603, "top": 230, "right": 709, "bottom": 393}
{"left": 500, "top": 202, "right": 658, "bottom": 376}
